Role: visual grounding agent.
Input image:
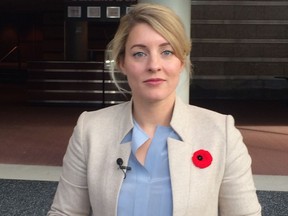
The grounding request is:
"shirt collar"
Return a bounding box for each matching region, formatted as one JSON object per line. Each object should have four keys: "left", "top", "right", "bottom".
{"left": 131, "top": 120, "right": 149, "bottom": 155}
{"left": 121, "top": 120, "right": 182, "bottom": 154}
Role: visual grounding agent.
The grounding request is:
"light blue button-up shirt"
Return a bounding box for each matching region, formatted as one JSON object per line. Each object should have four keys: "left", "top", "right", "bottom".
{"left": 117, "top": 121, "right": 181, "bottom": 216}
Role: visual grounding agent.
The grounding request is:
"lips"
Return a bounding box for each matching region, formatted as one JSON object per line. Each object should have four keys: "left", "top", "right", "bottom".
{"left": 143, "top": 78, "right": 165, "bottom": 85}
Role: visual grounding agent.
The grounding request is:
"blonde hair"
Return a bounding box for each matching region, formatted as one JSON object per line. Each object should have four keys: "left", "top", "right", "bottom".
{"left": 107, "top": 3, "right": 192, "bottom": 93}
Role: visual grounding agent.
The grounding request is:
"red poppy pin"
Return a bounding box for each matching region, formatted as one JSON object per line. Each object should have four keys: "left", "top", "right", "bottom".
{"left": 192, "top": 149, "right": 213, "bottom": 169}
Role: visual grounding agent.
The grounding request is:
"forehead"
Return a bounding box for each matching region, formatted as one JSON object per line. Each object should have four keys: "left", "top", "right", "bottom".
{"left": 126, "top": 23, "right": 168, "bottom": 46}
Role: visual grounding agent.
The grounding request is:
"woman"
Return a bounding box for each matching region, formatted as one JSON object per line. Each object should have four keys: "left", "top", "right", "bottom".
{"left": 48, "top": 3, "right": 261, "bottom": 216}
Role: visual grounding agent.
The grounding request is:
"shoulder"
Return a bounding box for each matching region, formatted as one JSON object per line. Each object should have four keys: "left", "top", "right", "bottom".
{"left": 185, "top": 104, "right": 242, "bottom": 149}
{"left": 171, "top": 98, "right": 238, "bottom": 143}
{"left": 189, "top": 105, "right": 240, "bottom": 135}
{"left": 188, "top": 104, "right": 227, "bottom": 123}
{"left": 79, "top": 101, "right": 130, "bottom": 123}
{"left": 174, "top": 98, "right": 229, "bottom": 127}
{"left": 71, "top": 101, "right": 132, "bottom": 137}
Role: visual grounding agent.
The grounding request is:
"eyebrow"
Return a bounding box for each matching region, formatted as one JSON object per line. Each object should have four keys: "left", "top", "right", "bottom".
{"left": 130, "top": 42, "right": 171, "bottom": 50}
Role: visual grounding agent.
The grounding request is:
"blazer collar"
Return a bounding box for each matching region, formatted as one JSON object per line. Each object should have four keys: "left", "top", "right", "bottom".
{"left": 117, "top": 100, "right": 134, "bottom": 144}
{"left": 115, "top": 99, "right": 134, "bottom": 174}
{"left": 170, "top": 96, "right": 190, "bottom": 142}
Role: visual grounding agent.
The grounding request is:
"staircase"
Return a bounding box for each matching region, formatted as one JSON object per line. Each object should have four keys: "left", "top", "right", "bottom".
{"left": 27, "top": 61, "right": 130, "bottom": 106}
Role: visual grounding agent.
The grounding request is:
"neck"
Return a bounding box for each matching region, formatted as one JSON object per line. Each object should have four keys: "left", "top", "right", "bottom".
{"left": 132, "top": 95, "right": 176, "bottom": 137}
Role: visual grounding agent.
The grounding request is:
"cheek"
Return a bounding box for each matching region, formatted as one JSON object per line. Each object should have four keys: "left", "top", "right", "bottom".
{"left": 123, "top": 61, "right": 143, "bottom": 77}
{"left": 122, "top": 64, "right": 141, "bottom": 85}
{"left": 167, "top": 62, "right": 183, "bottom": 77}
{"left": 120, "top": 56, "right": 133, "bottom": 74}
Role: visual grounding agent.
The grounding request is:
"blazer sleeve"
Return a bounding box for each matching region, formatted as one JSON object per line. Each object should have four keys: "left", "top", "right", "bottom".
{"left": 47, "top": 112, "right": 91, "bottom": 216}
{"left": 218, "top": 115, "right": 261, "bottom": 216}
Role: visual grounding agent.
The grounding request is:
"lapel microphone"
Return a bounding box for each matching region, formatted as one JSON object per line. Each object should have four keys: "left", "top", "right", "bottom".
{"left": 116, "top": 158, "right": 131, "bottom": 179}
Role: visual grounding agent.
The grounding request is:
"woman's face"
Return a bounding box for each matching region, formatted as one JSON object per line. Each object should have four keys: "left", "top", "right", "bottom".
{"left": 119, "top": 23, "right": 184, "bottom": 103}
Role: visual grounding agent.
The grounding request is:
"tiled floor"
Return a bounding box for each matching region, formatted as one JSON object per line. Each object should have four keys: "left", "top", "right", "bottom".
{"left": 1, "top": 178, "right": 287, "bottom": 216}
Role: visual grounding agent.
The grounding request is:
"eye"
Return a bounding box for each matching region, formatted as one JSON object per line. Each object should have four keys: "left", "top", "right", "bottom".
{"left": 162, "top": 50, "right": 174, "bottom": 56}
{"left": 133, "top": 52, "right": 146, "bottom": 58}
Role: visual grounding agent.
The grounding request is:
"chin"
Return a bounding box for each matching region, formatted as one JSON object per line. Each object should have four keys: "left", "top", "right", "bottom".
{"left": 144, "top": 93, "right": 175, "bottom": 103}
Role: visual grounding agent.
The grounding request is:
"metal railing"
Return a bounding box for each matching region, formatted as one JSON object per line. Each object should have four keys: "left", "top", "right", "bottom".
{"left": 0, "top": 46, "right": 18, "bottom": 63}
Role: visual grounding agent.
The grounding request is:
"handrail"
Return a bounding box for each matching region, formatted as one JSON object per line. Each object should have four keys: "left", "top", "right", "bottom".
{"left": 0, "top": 46, "right": 18, "bottom": 63}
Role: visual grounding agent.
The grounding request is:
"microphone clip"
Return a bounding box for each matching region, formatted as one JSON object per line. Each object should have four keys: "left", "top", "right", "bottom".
{"left": 116, "top": 158, "right": 131, "bottom": 179}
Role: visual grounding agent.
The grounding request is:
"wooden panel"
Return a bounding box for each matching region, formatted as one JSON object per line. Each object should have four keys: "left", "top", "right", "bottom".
{"left": 190, "top": 0, "right": 288, "bottom": 99}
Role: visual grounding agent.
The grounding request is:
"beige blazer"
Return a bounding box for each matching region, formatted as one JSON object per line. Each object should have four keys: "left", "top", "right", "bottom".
{"left": 48, "top": 97, "right": 261, "bottom": 216}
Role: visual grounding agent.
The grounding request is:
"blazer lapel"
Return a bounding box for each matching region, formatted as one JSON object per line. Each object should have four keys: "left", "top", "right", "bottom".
{"left": 105, "top": 101, "right": 134, "bottom": 215}
{"left": 104, "top": 141, "right": 131, "bottom": 216}
{"left": 168, "top": 97, "right": 194, "bottom": 216}
{"left": 168, "top": 138, "right": 192, "bottom": 216}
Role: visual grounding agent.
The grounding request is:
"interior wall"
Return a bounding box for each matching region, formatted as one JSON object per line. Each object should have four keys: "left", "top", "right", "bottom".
{"left": 190, "top": 1, "right": 288, "bottom": 100}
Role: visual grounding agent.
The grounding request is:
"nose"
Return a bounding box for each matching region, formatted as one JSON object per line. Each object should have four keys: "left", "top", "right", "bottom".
{"left": 147, "top": 53, "right": 161, "bottom": 73}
